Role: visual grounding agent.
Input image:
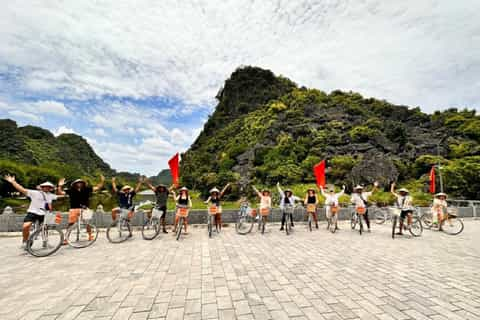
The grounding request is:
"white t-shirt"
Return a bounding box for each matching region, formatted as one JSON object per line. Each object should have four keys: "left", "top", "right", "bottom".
{"left": 26, "top": 190, "right": 57, "bottom": 215}
{"left": 395, "top": 195, "right": 413, "bottom": 210}
{"left": 350, "top": 192, "right": 372, "bottom": 208}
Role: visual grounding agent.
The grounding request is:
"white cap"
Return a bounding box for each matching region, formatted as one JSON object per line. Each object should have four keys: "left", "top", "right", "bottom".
{"left": 39, "top": 181, "right": 55, "bottom": 188}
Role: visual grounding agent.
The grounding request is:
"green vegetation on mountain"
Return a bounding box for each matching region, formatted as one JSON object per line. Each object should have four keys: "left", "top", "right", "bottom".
{"left": 182, "top": 66, "right": 480, "bottom": 199}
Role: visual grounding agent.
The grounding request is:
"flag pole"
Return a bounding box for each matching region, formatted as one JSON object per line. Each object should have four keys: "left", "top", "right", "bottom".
{"left": 437, "top": 142, "right": 444, "bottom": 193}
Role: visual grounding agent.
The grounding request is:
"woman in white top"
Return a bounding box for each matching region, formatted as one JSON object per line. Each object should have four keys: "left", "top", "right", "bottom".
{"left": 350, "top": 182, "right": 379, "bottom": 232}
{"left": 432, "top": 193, "right": 448, "bottom": 229}
{"left": 320, "top": 185, "right": 345, "bottom": 230}
{"left": 277, "top": 183, "right": 300, "bottom": 230}
{"left": 390, "top": 183, "right": 414, "bottom": 235}
{"left": 4, "top": 174, "right": 59, "bottom": 249}
{"left": 252, "top": 186, "right": 271, "bottom": 210}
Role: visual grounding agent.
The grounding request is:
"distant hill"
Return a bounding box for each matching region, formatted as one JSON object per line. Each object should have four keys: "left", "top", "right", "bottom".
{"left": 181, "top": 66, "right": 480, "bottom": 199}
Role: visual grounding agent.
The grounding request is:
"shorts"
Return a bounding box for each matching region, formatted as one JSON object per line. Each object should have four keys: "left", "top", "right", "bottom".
{"left": 24, "top": 212, "right": 44, "bottom": 224}
{"left": 400, "top": 210, "right": 413, "bottom": 220}
{"left": 68, "top": 208, "right": 82, "bottom": 224}
{"left": 112, "top": 207, "right": 134, "bottom": 220}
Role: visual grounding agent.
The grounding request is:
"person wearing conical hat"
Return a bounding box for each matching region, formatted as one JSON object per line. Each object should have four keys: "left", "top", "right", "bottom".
{"left": 172, "top": 186, "right": 193, "bottom": 234}
{"left": 320, "top": 184, "right": 345, "bottom": 231}
{"left": 252, "top": 185, "right": 272, "bottom": 230}
{"left": 204, "top": 183, "right": 231, "bottom": 232}
{"left": 432, "top": 192, "right": 448, "bottom": 230}
{"left": 277, "top": 182, "right": 300, "bottom": 231}
{"left": 304, "top": 187, "right": 319, "bottom": 229}
{"left": 57, "top": 175, "right": 105, "bottom": 243}
{"left": 146, "top": 180, "right": 175, "bottom": 234}
{"left": 391, "top": 182, "right": 414, "bottom": 235}
{"left": 350, "top": 182, "right": 379, "bottom": 232}
{"left": 111, "top": 176, "right": 144, "bottom": 238}
{"left": 3, "top": 174, "right": 60, "bottom": 250}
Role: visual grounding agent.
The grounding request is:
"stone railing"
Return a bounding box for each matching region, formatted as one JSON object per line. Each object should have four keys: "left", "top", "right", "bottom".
{"left": 0, "top": 205, "right": 478, "bottom": 232}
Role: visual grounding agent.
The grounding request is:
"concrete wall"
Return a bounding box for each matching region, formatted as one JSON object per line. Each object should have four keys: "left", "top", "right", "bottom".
{"left": 0, "top": 206, "right": 477, "bottom": 232}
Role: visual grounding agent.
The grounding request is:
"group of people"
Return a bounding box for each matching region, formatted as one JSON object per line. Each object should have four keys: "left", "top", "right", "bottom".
{"left": 3, "top": 173, "right": 452, "bottom": 249}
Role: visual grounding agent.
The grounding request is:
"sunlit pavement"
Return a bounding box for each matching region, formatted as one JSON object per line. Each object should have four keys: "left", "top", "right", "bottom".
{"left": 0, "top": 220, "right": 479, "bottom": 320}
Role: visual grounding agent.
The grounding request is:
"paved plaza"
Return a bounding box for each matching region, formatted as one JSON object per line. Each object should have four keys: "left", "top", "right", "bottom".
{"left": 0, "top": 220, "right": 479, "bottom": 320}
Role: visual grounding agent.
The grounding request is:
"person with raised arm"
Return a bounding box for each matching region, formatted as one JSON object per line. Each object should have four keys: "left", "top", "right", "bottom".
{"left": 3, "top": 175, "right": 59, "bottom": 249}
{"left": 277, "top": 182, "right": 300, "bottom": 231}
{"left": 204, "top": 183, "right": 231, "bottom": 232}
{"left": 145, "top": 180, "right": 174, "bottom": 234}
{"left": 57, "top": 175, "right": 105, "bottom": 242}
{"left": 111, "top": 176, "right": 143, "bottom": 238}
{"left": 320, "top": 184, "right": 346, "bottom": 231}
{"left": 350, "top": 182, "right": 379, "bottom": 232}
{"left": 304, "top": 187, "right": 319, "bottom": 229}
{"left": 252, "top": 185, "right": 271, "bottom": 212}
{"left": 390, "top": 183, "right": 414, "bottom": 235}
{"left": 172, "top": 187, "right": 193, "bottom": 234}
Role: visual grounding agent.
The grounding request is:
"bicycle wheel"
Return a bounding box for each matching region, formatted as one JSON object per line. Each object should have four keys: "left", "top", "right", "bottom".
{"left": 107, "top": 219, "right": 131, "bottom": 243}
{"left": 235, "top": 213, "right": 255, "bottom": 235}
{"left": 142, "top": 217, "right": 160, "bottom": 240}
{"left": 308, "top": 213, "right": 312, "bottom": 232}
{"left": 261, "top": 216, "right": 266, "bottom": 234}
{"left": 285, "top": 214, "right": 291, "bottom": 235}
{"left": 176, "top": 217, "right": 184, "bottom": 240}
{"left": 374, "top": 209, "right": 386, "bottom": 224}
{"left": 27, "top": 225, "right": 64, "bottom": 257}
{"left": 420, "top": 213, "right": 433, "bottom": 229}
{"left": 208, "top": 215, "right": 213, "bottom": 238}
{"left": 392, "top": 215, "right": 397, "bottom": 239}
{"left": 330, "top": 214, "right": 337, "bottom": 234}
{"left": 441, "top": 217, "right": 464, "bottom": 235}
{"left": 66, "top": 221, "right": 98, "bottom": 248}
{"left": 358, "top": 215, "right": 363, "bottom": 235}
{"left": 350, "top": 212, "right": 357, "bottom": 230}
{"left": 408, "top": 217, "right": 423, "bottom": 237}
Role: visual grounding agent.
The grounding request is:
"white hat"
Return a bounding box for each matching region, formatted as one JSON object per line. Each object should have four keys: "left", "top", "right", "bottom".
{"left": 71, "top": 179, "right": 86, "bottom": 186}
{"left": 180, "top": 187, "right": 189, "bottom": 191}
{"left": 398, "top": 188, "right": 409, "bottom": 193}
{"left": 435, "top": 192, "right": 447, "bottom": 198}
{"left": 39, "top": 181, "right": 55, "bottom": 188}
{"left": 210, "top": 187, "right": 220, "bottom": 193}
{"left": 354, "top": 185, "right": 364, "bottom": 190}
{"left": 121, "top": 185, "right": 133, "bottom": 191}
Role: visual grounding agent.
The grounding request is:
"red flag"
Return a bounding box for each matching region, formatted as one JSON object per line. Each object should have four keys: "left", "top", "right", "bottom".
{"left": 429, "top": 165, "right": 436, "bottom": 194}
{"left": 168, "top": 153, "right": 180, "bottom": 187}
{"left": 313, "top": 160, "right": 326, "bottom": 188}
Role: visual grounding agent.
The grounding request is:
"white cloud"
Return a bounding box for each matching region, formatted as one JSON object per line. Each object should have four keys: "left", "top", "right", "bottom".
{"left": 0, "top": 1, "right": 479, "bottom": 111}
{"left": 8, "top": 110, "right": 41, "bottom": 122}
{"left": 53, "top": 126, "right": 76, "bottom": 136}
{"left": 93, "top": 128, "right": 107, "bottom": 137}
{"left": 29, "top": 100, "right": 70, "bottom": 116}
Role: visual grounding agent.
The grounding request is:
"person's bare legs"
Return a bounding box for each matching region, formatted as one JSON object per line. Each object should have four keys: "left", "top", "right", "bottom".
{"left": 22, "top": 222, "right": 32, "bottom": 242}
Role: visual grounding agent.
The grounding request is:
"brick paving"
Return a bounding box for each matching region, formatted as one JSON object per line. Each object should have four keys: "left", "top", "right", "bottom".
{"left": 0, "top": 220, "right": 479, "bottom": 320}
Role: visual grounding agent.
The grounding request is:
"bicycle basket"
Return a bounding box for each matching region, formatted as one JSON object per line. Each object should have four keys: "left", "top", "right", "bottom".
{"left": 208, "top": 206, "right": 217, "bottom": 215}
{"left": 177, "top": 207, "right": 189, "bottom": 217}
{"left": 447, "top": 208, "right": 458, "bottom": 217}
{"left": 247, "top": 207, "right": 256, "bottom": 217}
{"left": 152, "top": 208, "right": 163, "bottom": 218}
{"left": 389, "top": 207, "right": 401, "bottom": 217}
{"left": 260, "top": 208, "right": 270, "bottom": 216}
{"left": 331, "top": 206, "right": 339, "bottom": 214}
{"left": 82, "top": 209, "right": 94, "bottom": 220}
{"left": 44, "top": 212, "right": 58, "bottom": 225}
{"left": 307, "top": 204, "right": 316, "bottom": 212}
{"left": 120, "top": 209, "right": 130, "bottom": 219}
{"left": 284, "top": 205, "right": 294, "bottom": 214}
{"left": 356, "top": 207, "right": 366, "bottom": 215}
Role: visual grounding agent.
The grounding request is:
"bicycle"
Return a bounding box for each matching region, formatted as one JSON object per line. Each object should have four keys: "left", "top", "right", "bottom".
{"left": 258, "top": 207, "right": 270, "bottom": 234}
{"left": 391, "top": 208, "right": 423, "bottom": 239}
{"left": 235, "top": 201, "right": 256, "bottom": 235}
{"left": 326, "top": 205, "right": 339, "bottom": 233}
{"left": 282, "top": 205, "right": 295, "bottom": 235}
{"left": 26, "top": 210, "right": 64, "bottom": 257}
{"left": 106, "top": 208, "right": 132, "bottom": 243}
{"left": 350, "top": 207, "right": 365, "bottom": 235}
{"left": 175, "top": 204, "right": 189, "bottom": 241}
{"left": 421, "top": 208, "right": 464, "bottom": 235}
{"left": 207, "top": 205, "right": 218, "bottom": 238}
{"left": 372, "top": 206, "right": 391, "bottom": 224}
{"left": 306, "top": 204, "right": 317, "bottom": 232}
{"left": 141, "top": 207, "right": 164, "bottom": 240}
{"left": 65, "top": 207, "right": 98, "bottom": 248}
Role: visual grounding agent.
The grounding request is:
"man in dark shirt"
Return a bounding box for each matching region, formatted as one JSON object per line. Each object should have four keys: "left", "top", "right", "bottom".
{"left": 146, "top": 180, "right": 173, "bottom": 233}
{"left": 111, "top": 177, "right": 143, "bottom": 237}
{"left": 58, "top": 175, "right": 105, "bottom": 242}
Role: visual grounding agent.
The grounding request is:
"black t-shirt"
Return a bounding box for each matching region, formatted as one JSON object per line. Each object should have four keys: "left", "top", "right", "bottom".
{"left": 66, "top": 186, "right": 93, "bottom": 209}
{"left": 118, "top": 191, "right": 136, "bottom": 209}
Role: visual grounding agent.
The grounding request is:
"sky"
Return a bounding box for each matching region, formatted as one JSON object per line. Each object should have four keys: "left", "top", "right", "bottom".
{"left": 0, "top": 1, "right": 479, "bottom": 176}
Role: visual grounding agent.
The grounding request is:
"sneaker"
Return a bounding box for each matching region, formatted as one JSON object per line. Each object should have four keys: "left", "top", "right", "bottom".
{"left": 162, "top": 230, "right": 168, "bottom": 234}
{"left": 128, "top": 233, "right": 133, "bottom": 238}
{"left": 279, "top": 227, "right": 284, "bottom": 231}
{"left": 396, "top": 232, "right": 403, "bottom": 235}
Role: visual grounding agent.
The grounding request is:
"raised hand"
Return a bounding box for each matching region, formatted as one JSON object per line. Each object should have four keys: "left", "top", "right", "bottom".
{"left": 58, "top": 178, "right": 66, "bottom": 187}
{"left": 4, "top": 174, "right": 15, "bottom": 184}
{"left": 100, "top": 174, "right": 105, "bottom": 182}
{"left": 112, "top": 177, "right": 116, "bottom": 183}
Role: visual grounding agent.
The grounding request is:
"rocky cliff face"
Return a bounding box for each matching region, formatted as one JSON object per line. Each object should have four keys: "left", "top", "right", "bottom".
{"left": 181, "top": 66, "right": 479, "bottom": 197}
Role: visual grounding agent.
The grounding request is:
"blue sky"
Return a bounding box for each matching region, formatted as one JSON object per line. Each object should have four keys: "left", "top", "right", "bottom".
{"left": 1, "top": 1, "right": 479, "bottom": 175}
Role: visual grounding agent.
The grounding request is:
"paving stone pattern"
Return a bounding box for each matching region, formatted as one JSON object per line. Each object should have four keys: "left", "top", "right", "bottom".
{"left": 0, "top": 220, "right": 479, "bottom": 320}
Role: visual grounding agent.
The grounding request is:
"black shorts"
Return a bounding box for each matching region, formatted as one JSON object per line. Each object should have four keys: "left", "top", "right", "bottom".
{"left": 400, "top": 210, "right": 413, "bottom": 219}
{"left": 156, "top": 206, "right": 167, "bottom": 218}
{"left": 24, "top": 212, "right": 45, "bottom": 224}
